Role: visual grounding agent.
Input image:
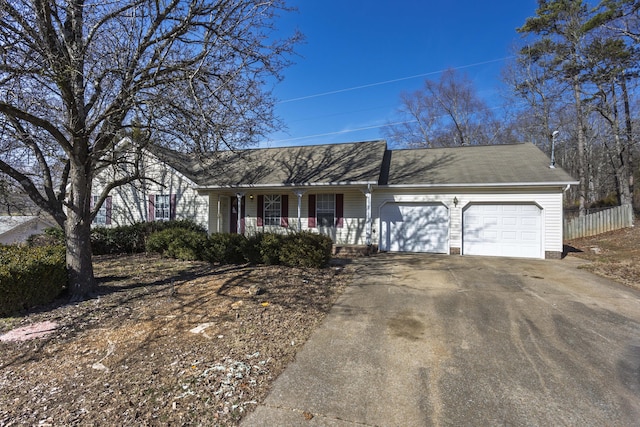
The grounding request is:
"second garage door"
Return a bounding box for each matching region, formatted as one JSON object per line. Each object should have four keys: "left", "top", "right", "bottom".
{"left": 463, "top": 203, "right": 542, "bottom": 258}
{"left": 379, "top": 202, "right": 449, "bottom": 253}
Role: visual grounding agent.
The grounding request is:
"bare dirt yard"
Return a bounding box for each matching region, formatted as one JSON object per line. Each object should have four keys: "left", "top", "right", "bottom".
{"left": 2, "top": 224, "right": 637, "bottom": 426}
{"left": 0, "top": 255, "right": 353, "bottom": 426}
{"left": 565, "top": 221, "right": 640, "bottom": 290}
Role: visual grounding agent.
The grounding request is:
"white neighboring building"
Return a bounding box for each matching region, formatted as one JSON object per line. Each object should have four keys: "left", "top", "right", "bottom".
{"left": 0, "top": 216, "right": 57, "bottom": 245}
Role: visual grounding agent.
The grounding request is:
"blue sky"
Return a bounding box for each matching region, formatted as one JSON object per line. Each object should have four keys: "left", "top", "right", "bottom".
{"left": 262, "top": 0, "right": 540, "bottom": 147}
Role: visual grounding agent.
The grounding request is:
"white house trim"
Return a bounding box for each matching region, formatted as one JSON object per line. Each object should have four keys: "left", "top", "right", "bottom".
{"left": 293, "top": 189, "right": 305, "bottom": 232}
{"left": 196, "top": 182, "right": 378, "bottom": 190}
{"left": 381, "top": 181, "right": 579, "bottom": 189}
{"left": 361, "top": 185, "right": 373, "bottom": 246}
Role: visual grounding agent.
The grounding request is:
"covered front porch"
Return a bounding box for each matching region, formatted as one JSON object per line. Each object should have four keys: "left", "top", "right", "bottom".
{"left": 199, "top": 186, "right": 374, "bottom": 246}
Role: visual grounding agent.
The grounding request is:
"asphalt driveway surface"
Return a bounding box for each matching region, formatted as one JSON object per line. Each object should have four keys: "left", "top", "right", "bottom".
{"left": 242, "top": 254, "right": 640, "bottom": 426}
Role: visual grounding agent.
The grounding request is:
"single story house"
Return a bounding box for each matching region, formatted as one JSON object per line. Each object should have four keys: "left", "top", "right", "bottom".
{"left": 93, "top": 140, "right": 578, "bottom": 259}
{"left": 0, "top": 215, "right": 57, "bottom": 245}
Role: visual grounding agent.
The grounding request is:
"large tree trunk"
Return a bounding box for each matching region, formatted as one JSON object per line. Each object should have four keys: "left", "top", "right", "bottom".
{"left": 621, "top": 77, "right": 635, "bottom": 205}
{"left": 610, "top": 82, "right": 632, "bottom": 207}
{"left": 573, "top": 77, "right": 588, "bottom": 216}
{"left": 612, "top": 133, "right": 633, "bottom": 206}
{"left": 65, "top": 163, "right": 97, "bottom": 300}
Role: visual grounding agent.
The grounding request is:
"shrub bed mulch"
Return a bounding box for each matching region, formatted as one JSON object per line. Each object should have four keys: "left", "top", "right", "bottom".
{"left": 0, "top": 254, "right": 352, "bottom": 426}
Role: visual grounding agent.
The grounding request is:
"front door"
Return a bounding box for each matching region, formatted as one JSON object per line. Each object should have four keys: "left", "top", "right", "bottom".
{"left": 230, "top": 196, "right": 246, "bottom": 234}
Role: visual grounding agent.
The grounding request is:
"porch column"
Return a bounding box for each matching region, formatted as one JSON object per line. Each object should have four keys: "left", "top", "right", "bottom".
{"left": 236, "top": 192, "right": 244, "bottom": 235}
{"left": 293, "top": 190, "right": 305, "bottom": 232}
{"left": 216, "top": 194, "right": 221, "bottom": 234}
{"left": 362, "top": 185, "right": 372, "bottom": 246}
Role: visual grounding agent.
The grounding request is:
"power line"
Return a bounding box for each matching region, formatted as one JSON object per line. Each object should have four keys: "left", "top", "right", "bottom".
{"left": 277, "top": 56, "right": 514, "bottom": 104}
{"left": 266, "top": 120, "right": 418, "bottom": 144}
{"left": 267, "top": 56, "right": 519, "bottom": 145}
{"left": 265, "top": 102, "right": 525, "bottom": 145}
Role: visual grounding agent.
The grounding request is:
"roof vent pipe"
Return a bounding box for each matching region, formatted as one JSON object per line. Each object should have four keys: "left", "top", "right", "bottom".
{"left": 550, "top": 130, "right": 559, "bottom": 169}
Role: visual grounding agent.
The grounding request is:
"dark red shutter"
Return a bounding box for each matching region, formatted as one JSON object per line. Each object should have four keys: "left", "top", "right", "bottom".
{"left": 281, "top": 194, "right": 289, "bottom": 227}
{"left": 105, "top": 196, "right": 112, "bottom": 225}
{"left": 148, "top": 195, "right": 155, "bottom": 221}
{"left": 257, "top": 195, "right": 264, "bottom": 226}
{"left": 240, "top": 197, "right": 246, "bottom": 233}
{"left": 170, "top": 194, "right": 177, "bottom": 220}
{"left": 336, "top": 194, "right": 344, "bottom": 228}
{"left": 308, "top": 194, "right": 316, "bottom": 228}
{"left": 230, "top": 199, "right": 237, "bottom": 233}
{"left": 90, "top": 195, "right": 96, "bottom": 225}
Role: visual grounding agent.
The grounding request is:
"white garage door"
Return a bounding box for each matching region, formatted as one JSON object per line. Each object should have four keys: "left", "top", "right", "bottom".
{"left": 380, "top": 203, "right": 449, "bottom": 253}
{"left": 463, "top": 204, "right": 542, "bottom": 258}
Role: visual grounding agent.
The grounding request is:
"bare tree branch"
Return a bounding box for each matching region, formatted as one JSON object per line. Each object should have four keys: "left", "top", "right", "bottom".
{"left": 0, "top": 0, "right": 299, "bottom": 298}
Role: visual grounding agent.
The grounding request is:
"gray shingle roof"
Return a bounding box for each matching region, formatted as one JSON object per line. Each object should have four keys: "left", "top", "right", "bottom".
{"left": 0, "top": 216, "right": 55, "bottom": 236}
{"left": 148, "top": 141, "right": 576, "bottom": 188}
{"left": 0, "top": 216, "right": 37, "bottom": 235}
{"left": 149, "top": 140, "right": 388, "bottom": 187}
{"left": 381, "top": 143, "right": 577, "bottom": 186}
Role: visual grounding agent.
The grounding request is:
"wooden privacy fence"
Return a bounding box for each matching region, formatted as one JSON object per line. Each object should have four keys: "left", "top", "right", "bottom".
{"left": 564, "top": 204, "right": 634, "bottom": 240}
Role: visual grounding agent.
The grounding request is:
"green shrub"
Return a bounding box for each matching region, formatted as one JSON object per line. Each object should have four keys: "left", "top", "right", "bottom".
{"left": 243, "top": 233, "right": 264, "bottom": 264}
{"left": 0, "top": 245, "right": 67, "bottom": 316}
{"left": 92, "top": 225, "right": 142, "bottom": 254}
{"left": 279, "top": 232, "right": 333, "bottom": 268}
{"left": 146, "top": 228, "right": 208, "bottom": 261}
{"left": 205, "top": 232, "right": 331, "bottom": 267}
{"left": 147, "top": 219, "right": 207, "bottom": 235}
{"left": 27, "top": 227, "right": 65, "bottom": 247}
{"left": 92, "top": 219, "right": 206, "bottom": 255}
{"left": 259, "top": 233, "right": 286, "bottom": 265}
{"left": 134, "top": 227, "right": 332, "bottom": 268}
{"left": 205, "top": 233, "right": 247, "bottom": 264}
{"left": 243, "top": 233, "right": 285, "bottom": 265}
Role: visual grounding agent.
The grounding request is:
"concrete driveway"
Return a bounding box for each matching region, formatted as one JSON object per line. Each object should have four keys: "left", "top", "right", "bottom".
{"left": 242, "top": 254, "right": 640, "bottom": 426}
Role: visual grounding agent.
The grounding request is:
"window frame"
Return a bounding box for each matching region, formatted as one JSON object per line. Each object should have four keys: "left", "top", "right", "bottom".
{"left": 92, "top": 195, "right": 107, "bottom": 225}
{"left": 263, "top": 194, "right": 282, "bottom": 227}
{"left": 154, "top": 194, "right": 171, "bottom": 221}
{"left": 316, "top": 194, "right": 336, "bottom": 228}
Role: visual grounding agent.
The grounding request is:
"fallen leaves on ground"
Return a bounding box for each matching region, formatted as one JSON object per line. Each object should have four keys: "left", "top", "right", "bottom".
{"left": 0, "top": 254, "right": 352, "bottom": 426}
{"left": 566, "top": 221, "right": 640, "bottom": 290}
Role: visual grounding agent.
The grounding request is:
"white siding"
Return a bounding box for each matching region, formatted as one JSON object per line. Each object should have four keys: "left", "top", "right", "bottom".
{"left": 373, "top": 188, "right": 566, "bottom": 257}
{"left": 93, "top": 150, "right": 209, "bottom": 229}
{"left": 0, "top": 219, "right": 56, "bottom": 245}
{"left": 337, "top": 190, "right": 367, "bottom": 245}
{"left": 544, "top": 192, "right": 564, "bottom": 253}
{"left": 205, "top": 189, "right": 368, "bottom": 244}
{"left": 109, "top": 175, "right": 567, "bottom": 257}
{"left": 207, "top": 194, "right": 231, "bottom": 234}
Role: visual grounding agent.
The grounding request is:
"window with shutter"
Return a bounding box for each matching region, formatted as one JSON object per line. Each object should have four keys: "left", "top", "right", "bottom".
{"left": 154, "top": 194, "right": 171, "bottom": 221}
{"left": 310, "top": 194, "right": 344, "bottom": 228}
{"left": 281, "top": 194, "right": 289, "bottom": 227}
{"left": 259, "top": 194, "right": 289, "bottom": 228}
{"left": 91, "top": 195, "right": 111, "bottom": 225}
{"left": 308, "top": 194, "right": 316, "bottom": 228}
{"left": 316, "top": 194, "right": 335, "bottom": 227}
{"left": 264, "top": 195, "right": 281, "bottom": 226}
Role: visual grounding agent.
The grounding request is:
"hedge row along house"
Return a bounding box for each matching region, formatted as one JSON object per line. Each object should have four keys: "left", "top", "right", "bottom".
{"left": 93, "top": 140, "right": 577, "bottom": 259}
